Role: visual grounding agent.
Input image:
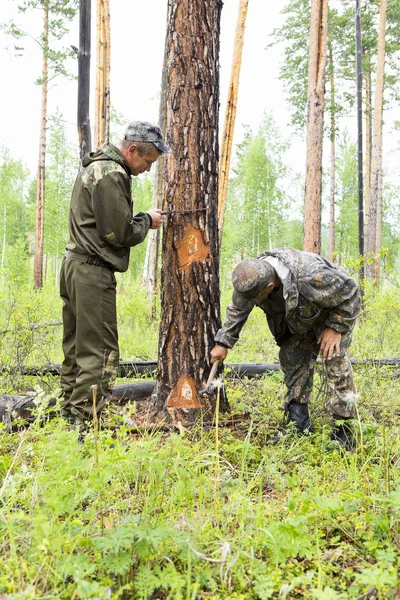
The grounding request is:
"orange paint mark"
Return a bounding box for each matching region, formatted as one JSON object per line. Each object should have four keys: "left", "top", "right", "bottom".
{"left": 177, "top": 224, "right": 210, "bottom": 272}
{"left": 167, "top": 375, "right": 204, "bottom": 408}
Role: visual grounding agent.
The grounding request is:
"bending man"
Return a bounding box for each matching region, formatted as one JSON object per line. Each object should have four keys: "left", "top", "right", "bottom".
{"left": 211, "top": 248, "right": 361, "bottom": 447}
{"left": 60, "top": 121, "right": 169, "bottom": 426}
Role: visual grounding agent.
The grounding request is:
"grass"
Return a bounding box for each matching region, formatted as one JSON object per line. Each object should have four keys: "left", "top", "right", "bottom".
{"left": 1, "top": 279, "right": 400, "bottom": 598}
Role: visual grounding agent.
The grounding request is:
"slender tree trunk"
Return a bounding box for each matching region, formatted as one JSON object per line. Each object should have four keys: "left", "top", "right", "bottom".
{"left": 94, "top": 0, "right": 110, "bottom": 149}
{"left": 218, "top": 0, "right": 249, "bottom": 246}
{"left": 1, "top": 204, "right": 6, "bottom": 289}
{"left": 78, "top": 0, "right": 92, "bottom": 160}
{"left": 151, "top": 0, "right": 223, "bottom": 424}
{"left": 143, "top": 14, "right": 169, "bottom": 308}
{"left": 366, "top": 0, "right": 387, "bottom": 282}
{"left": 364, "top": 62, "right": 371, "bottom": 225}
{"left": 303, "top": 0, "right": 328, "bottom": 254}
{"left": 34, "top": 3, "right": 49, "bottom": 290}
{"left": 356, "top": 0, "right": 364, "bottom": 282}
{"left": 328, "top": 43, "right": 335, "bottom": 262}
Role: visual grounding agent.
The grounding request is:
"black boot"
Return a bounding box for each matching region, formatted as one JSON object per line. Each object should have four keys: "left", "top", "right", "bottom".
{"left": 330, "top": 418, "right": 356, "bottom": 452}
{"left": 287, "top": 401, "right": 313, "bottom": 434}
{"left": 271, "top": 401, "right": 313, "bottom": 443}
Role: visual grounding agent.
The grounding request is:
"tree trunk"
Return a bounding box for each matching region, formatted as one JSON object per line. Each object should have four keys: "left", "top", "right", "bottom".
{"left": 218, "top": 0, "right": 249, "bottom": 245}
{"left": 366, "top": 0, "right": 387, "bottom": 282}
{"left": 1, "top": 203, "right": 6, "bottom": 288}
{"left": 303, "top": 0, "right": 328, "bottom": 254}
{"left": 328, "top": 43, "right": 335, "bottom": 262}
{"left": 143, "top": 17, "right": 169, "bottom": 309}
{"left": 356, "top": 0, "right": 364, "bottom": 282}
{"left": 78, "top": 0, "right": 92, "bottom": 160}
{"left": 364, "top": 62, "right": 372, "bottom": 226}
{"left": 151, "top": 0, "right": 223, "bottom": 424}
{"left": 33, "top": 3, "right": 49, "bottom": 290}
{"left": 94, "top": 0, "right": 110, "bottom": 149}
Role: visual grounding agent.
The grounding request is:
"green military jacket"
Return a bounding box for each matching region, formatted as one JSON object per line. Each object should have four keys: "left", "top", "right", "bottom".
{"left": 215, "top": 248, "right": 361, "bottom": 348}
{"left": 66, "top": 143, "right": 151, "bottom": 272}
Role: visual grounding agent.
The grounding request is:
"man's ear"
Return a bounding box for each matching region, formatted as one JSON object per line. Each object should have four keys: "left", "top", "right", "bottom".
{"left": 267, "top": 281, "right": 275, "bottom": 291}
{"left": 128, "top": 143, "right": 138, "bottom": 155}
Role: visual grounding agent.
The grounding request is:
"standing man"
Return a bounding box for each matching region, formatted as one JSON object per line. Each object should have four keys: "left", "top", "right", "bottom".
{"left": 60, "top": 121, "right": 169, "bottom": 426}
{"left": 211, "top": 248, "right": 361, "bottom": 449}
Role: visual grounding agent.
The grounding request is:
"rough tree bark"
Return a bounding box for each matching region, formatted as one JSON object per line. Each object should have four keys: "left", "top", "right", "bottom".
{"left": 366, "top": 0, "right": 387, "bottom": 282}
{"left": 94, "top": 0, "right": 110, "bottom": 149}
{"left": 303, "top": 0, "right": 328, "bottom": 254}
{"left": 328, "top": 42, "right": 335, "bottom": 262}
{"left": 77, "top": 0, "right": 92, "bottom": 160}
{"left": 151, "top": 0, "right": 223, "bottom": 424}
{"left": 218, "top": 0, "right": 249, "bottom": 245}
{"left": 356, "top": 0, "right": 364, "bottom": 281}
{"left": 33, "top": 2, "right": 49, "bottom": 290}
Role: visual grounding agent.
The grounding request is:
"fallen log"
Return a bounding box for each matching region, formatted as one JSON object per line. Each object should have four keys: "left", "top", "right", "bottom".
{"left": 0, "top": 381, "right": 156, "bottom": 427}
{"left": 2, "top": 358, "right": 400, "bottom": 379}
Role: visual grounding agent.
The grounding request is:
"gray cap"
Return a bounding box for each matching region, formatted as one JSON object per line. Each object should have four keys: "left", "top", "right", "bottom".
{"left": 124, "top": 121, "right": 171, "bottom": 153}
{"left": 232, "top": 258, "right": 275, "bottom": 299}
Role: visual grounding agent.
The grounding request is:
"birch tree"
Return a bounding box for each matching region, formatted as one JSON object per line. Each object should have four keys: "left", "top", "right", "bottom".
{"left": 151, "top": 0, "right": 222, "bottom": 424}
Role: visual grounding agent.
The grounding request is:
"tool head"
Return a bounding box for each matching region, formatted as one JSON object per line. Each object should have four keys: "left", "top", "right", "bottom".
{"left": 199, "top": 360, "right": 220, "bottom": 398}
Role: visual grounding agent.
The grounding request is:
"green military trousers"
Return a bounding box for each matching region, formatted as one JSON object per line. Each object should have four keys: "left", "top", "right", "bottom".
{"left": 278, "top": 330, "right": 357, "bottom": 419}
{"left": 60, "top": 257, "right": 119, "bottom": 421}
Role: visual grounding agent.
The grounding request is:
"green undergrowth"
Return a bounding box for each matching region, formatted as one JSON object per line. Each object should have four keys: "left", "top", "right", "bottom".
{"left": 1, "top": 280, "right": 400, "bottom": 597}
{"left": 1, "top": 366, "right": 400, "bottom": 599}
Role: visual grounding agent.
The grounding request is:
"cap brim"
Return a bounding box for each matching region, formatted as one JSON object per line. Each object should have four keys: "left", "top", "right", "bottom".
{"left": 153, "top": 141, "right": 171, "bottom": 153}
{"left": 232, "top": 290, "right": 257, "bottom": 309}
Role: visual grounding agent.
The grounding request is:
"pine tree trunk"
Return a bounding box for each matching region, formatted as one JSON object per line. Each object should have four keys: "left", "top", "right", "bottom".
{"left": 34, "top": 3, "right": 49, "bottom": 290}
{"left": 356, "top": 0, "right": 364, "bottom": 281}
{"left": 328, "top": 43, "right": 335, "bottom": 262}
{"left": 218, "top": 0, "right": 249, "bottom": 245}
{"left": 365, "top": 63, "right": 371, "bottom": 225}
{"left": 151, "top": 0, "right": 223, "bottom": 424}
{"left": 303, "top": 0, "right": 328, "bottom": 254}
{"left": 78, "top": 0, "right": 92, "bottom": 160}
{"left": 366, "top": 0, "right": 387, "bottom": 281}
{"left": 103, "top": 0, "right": 111, "bottom": 143}
{"left": 143, "top": 20, "right": 168, "bottom": 304}
{"left": 94, "top": 0, "right": 110, "bottom": 149}
{"left": 1, "top": 204, "right": 6, "bottom": 288}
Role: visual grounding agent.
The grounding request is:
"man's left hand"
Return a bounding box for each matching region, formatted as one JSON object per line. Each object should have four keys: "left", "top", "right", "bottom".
{"left": 318, "top": 328, "right": 342, "bottom": 360}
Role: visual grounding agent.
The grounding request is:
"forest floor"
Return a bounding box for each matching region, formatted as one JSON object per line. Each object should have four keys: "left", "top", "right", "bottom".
{"left": 1, "top": 282, "right": 400, "bottom": 598}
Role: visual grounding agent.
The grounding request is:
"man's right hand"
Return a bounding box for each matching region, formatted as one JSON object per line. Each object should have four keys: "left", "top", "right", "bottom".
{"left": 211, "top": 344, "right": 228, "bottom": 363}
{"left": 147, "top": 209, "right": 166, "bottom": 229}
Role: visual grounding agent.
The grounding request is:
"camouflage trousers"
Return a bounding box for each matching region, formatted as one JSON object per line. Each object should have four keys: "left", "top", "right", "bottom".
{"left": 59, "top": 257, "right": 119, "bottom": 421}
{"left": 278, "top": 330, "right": 357, "bottom": 419}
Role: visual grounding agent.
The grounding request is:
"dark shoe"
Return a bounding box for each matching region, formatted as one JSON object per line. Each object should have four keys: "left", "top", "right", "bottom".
{"left": 271, "top": 402, "right": 314, "bottom": 443}
{"left": 330, "top": 420, "right": 356, "bottom": 452}
{"left": 287, "top": 401, "right": 314, "bottom": 434}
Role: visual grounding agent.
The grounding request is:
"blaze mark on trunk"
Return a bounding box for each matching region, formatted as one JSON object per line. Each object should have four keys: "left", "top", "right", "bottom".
{"left": 167, "top": 374, "right": 204, "bottom": 408}
{"left": 177, "top": 224, "right": 210, "bottom": 272}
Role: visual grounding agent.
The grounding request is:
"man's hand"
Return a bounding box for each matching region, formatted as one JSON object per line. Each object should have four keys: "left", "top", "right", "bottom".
{"left": 147, "top": 209, "right": 166, "bottom": 229}
{"left": 210, "top": 344, "right": 228, "bottom": 364}
{"left": 318, "top": 328, "right": 342, "bottom": 360}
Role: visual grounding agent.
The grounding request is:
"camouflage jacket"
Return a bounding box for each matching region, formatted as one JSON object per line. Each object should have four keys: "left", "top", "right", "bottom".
{"left": 66, "top": 143, "right": 151, "bottom": 272}
{"left": 215, "top": 248, "right": 361, "bottom": 348}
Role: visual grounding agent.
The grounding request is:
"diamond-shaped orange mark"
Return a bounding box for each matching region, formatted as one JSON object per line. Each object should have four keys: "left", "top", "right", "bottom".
{"left": 167, "top": 374, "right": 204, "bottom": 408}
{"left": 177, "top": 224, "right": 210, "bottom": 272}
